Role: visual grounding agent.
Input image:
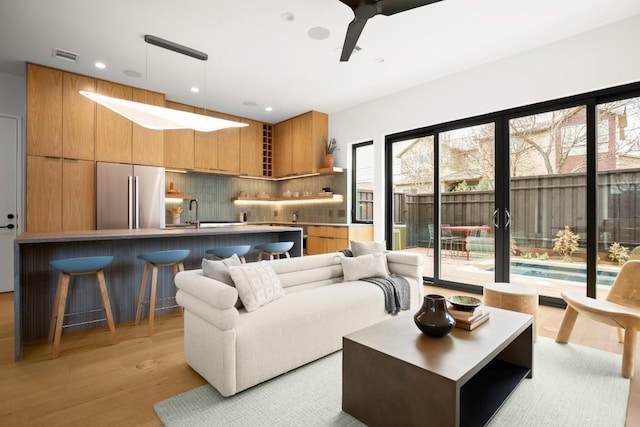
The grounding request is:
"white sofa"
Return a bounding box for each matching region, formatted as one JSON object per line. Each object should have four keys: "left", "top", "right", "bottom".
{"left": 175, "top": 251, "right": 423, "bottom": 397}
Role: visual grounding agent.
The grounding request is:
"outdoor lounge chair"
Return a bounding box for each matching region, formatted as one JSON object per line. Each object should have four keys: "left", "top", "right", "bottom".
{"left": 556, "top": 260, "right": 640, "bottom": 378}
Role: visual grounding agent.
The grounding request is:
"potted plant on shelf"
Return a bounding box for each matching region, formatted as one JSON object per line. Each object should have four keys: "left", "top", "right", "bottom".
{"left": 324, "top": 138, "right": 338, "bottom": 168}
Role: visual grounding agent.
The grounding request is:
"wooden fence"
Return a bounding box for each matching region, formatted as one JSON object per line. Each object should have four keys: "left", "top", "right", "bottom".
{"left": 357, "top": 168, "right": 640, "bottom": 250}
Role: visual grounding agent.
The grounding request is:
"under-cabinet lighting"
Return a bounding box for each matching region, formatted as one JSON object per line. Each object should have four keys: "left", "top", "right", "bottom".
{"left": 233, "top": 195, "right": 343, "bottom": 205}
{"left": 165, "top": 197, "right": 185, "bottom": 204}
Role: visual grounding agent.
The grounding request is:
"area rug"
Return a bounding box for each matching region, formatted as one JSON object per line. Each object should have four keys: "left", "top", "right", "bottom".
{"left": 154, "top": 337, "right": 629, "bottom": 426}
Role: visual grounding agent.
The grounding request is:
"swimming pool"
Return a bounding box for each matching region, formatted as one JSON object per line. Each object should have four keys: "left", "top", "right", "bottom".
{"left": 506, "top": 261, "right": 618, "bottom": 286}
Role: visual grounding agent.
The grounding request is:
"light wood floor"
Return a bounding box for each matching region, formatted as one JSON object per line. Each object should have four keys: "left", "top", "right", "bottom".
{"left": 0, "top": 288, "right": 638, "bottom": 426}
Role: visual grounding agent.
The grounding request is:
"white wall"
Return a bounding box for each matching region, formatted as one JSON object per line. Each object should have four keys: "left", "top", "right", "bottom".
{"left": 329, "top": 14, "right": 640, "bottom": 240}
{"left": 0, "top": 72, "right": 26, "bottom": 229}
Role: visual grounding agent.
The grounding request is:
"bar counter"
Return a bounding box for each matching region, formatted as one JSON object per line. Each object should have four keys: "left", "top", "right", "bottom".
{"left": 14, "top": 225, "right": 303, "bottom": 361}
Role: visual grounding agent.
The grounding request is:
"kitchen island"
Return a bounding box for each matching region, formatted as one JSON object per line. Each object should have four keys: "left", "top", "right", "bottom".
{"left": 13, "top": 225, "right": 302, "bottom": 361}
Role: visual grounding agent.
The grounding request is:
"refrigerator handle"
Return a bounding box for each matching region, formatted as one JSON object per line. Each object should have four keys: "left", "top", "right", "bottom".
{"left": 127, "top": 176, "right": 134, "bottom": 229}
{"left": 134, "top": 176, "right": 140, "bottom": 229}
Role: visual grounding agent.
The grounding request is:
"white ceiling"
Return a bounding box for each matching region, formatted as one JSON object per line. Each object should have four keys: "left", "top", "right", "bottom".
{"left": 2, "top": 0, "right": 640, "bottom": 123}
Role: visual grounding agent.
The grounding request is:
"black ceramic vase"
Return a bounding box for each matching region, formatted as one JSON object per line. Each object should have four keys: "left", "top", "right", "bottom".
{"left": 414, "top": 294, "right": 456, "bottom": 338}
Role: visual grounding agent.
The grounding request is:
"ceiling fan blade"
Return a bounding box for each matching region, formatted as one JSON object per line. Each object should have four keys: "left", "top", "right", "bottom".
{"left": 340, "top": 17, "right": 368, "bottom": 62}
{"left": 380, "top": 0, "right": 443, "bottom": 16}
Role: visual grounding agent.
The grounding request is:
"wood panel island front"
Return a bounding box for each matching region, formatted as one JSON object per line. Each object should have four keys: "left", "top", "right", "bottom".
{"left": 13, "top": 225, "right": 303, "bottom": 361}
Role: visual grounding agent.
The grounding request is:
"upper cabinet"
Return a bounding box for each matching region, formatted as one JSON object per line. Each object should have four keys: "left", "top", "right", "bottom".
{"left": 27, "top": 64, "right": 63, "bottom": 157}
{"left": 193, "top": 110, "right": 241, "bottom": 174}
{"left": 273, "top": 120, "right": 292, "bottom": 177}
{"left": 273, "top": 111, "right": 328, "bottom": 178}
{"left": 164, "top": 101, "right": 195, "bottom": 170}
{"left": 95, "top": 80, "right": 133, "bottom": 163}
{"left": 27, "top": 64, "right": 97, "bottom": 160}
{"left": 211, "top": 111, "right": 241, "bottom": 175}
{"left": 63, "top": 73, "right": 96, "bottom": 160}
{"left": 132, "top": 88, "right": 165, "bottom": 166}
{"left": 239, "top": 118, "right": 265, "bottom": 177}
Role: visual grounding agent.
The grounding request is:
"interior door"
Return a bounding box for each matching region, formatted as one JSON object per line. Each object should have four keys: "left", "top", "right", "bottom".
{"left": 0, "top": 115, "right": 20, "bottom": 292}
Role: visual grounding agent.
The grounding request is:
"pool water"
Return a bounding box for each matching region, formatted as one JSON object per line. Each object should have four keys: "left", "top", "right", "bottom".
{"left": 507, "top": 261, "right": 617, "bottom": 286}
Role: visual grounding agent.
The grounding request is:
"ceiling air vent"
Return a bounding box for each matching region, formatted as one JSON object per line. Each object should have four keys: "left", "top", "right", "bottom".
{"left": 52, "top": 48, "right": 79, "bottom": 63}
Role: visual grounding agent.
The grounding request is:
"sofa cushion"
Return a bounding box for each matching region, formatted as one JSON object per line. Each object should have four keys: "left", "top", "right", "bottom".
{"left": 340, "top": 252, "right": 390, "bottom": 281}
{"left": 202, "top": 254, "right": 243, "bottom": 308}
{"left": 202, "top": 254, "right": 242, "bottom": 285}
{"left": 229, "top": 262, "right": 285, "bottom": 312}
{"left": 350, "top": 240, "right": 386, "bottom": 257}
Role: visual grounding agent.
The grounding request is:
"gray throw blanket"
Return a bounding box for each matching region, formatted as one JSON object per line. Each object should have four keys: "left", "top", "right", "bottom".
{"left": 361, "top": 274, "right": 411, "bottom": 315}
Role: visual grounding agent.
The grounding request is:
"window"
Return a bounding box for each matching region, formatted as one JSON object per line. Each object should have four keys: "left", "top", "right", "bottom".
{"left": 352, "top": 142, "right": 374, "bottom": 223}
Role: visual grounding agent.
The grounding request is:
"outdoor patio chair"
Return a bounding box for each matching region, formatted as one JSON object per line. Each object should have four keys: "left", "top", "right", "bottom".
{"left": 556, "top": 260, "right": 640, "bottom": 378}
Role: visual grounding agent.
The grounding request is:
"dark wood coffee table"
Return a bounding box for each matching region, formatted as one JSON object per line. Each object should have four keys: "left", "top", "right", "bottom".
{"left": 342, "top": 306, "right": 533, "bottom": 427}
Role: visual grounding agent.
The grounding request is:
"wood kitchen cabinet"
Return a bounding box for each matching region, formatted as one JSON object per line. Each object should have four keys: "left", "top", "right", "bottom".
{"left": 193, "top": 110, "right": 242, "bottom": 174}
{"left": 27, "top": 156, "right": 95, "bottom": 232}
{"left": 307, "top": 225, "right": 374, "bottom": 255}
{"left": 273, "top": 111, "right": 328, "bottom": 178}
{"left": 27, "top": 64, "right": 96, "bottom": 160}
{"left": 62, "top": 159, "right": 95, "bottom": 230}
{"left": 96, "top": 80, "right": 133, "bottom": 163}
{"left": 212, "top": 111, "right": 240, "bottom": 174}
{"left": 27, "top": 64, "right": 63, "bottom": 157}
{"left": 165, "top": 101, "right": 195, "bottom": 170}
{"left": 239, "top": 117, "right": 264, "bottom": 177}
{"left": 26, "top": 156, "right": 62, "bottom": 232}
{"left": 63, "top": 72, "right": 96, "bottom": 160}
{"left": 132, "top": 88, "right": 165, "bottom": 166}
{"left": 273, "top": 120, "right": 292, "bottom": 177}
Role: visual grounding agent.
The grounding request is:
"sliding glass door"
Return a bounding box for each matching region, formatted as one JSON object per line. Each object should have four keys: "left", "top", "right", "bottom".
{"left": 386, "top": 83, "right": 640, "bottom": 303}
{"left": 508, "top": 107, "right": 587, "bottom": 299}
{"left": 438, "top": 123, "right": 495, "bottom": 285}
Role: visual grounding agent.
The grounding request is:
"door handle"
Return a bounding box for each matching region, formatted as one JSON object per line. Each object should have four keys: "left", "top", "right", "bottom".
{"left": 0, "top": 224, "right": 15, "bottom": 229}
{"left": 504, "top": 209, "right": 511, "bottom": 228}
{"left": 492, "top": 209, "right": 499, "bottom": 228}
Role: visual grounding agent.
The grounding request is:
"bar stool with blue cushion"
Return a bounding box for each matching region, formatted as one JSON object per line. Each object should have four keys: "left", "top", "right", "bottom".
{"left": 205, "top": 245, "right": 251, "bottom": 264}
{"left": 48, "top": 256, "right": 116, "bottom": 358}
{"left": 135, "top": 249, "right": 190, "bottom": 336}
{"left": 255, "top": 242, "right": 294, "bottom": 260}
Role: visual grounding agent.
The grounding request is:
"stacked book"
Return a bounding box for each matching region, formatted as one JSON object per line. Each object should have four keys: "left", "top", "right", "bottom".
{"left": 449, "top": 305, "right": 490, "bottom": 330}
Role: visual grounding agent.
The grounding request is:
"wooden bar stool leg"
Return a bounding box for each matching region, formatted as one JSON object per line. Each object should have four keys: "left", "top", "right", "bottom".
{"left": 135, "top": 262, "right": 149, "bottom": 325}
{"left": 148, "top": 264, "right": 158, "bottom": 336}
{"left": 48, "top": 272, "right": 64, "bottom": 343}
{"left": 174, "top": 262, "right": 185, "bottom": 315}
{"left": 96, "top": 269, "right": 117, "bottom": 344}
{"left": 52, "top": 274, "right": 70, "bottom": 358}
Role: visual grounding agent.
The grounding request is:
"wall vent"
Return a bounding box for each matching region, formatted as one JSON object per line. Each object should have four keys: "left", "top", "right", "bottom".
{"left": 52, "top": 48, "right": 79, "bottom": 63}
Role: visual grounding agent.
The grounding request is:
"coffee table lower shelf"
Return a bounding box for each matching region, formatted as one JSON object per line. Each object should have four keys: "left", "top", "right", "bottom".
{"left": 460, "top": 359, "right": 531, "bottom": 426}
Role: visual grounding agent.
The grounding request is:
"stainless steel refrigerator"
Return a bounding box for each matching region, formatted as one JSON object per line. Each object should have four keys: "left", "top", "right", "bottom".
{"left": 96, "top": 162, "right": 166, "bottom": 229}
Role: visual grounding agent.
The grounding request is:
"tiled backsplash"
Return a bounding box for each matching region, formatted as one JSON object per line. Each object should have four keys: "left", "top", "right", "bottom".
{"left": 166, "top": 172, "right": 347, "bottom": 224}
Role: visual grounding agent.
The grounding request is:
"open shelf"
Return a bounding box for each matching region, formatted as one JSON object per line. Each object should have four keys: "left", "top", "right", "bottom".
{"left": 460, "top": 359, "right": 531, "bottom": 427}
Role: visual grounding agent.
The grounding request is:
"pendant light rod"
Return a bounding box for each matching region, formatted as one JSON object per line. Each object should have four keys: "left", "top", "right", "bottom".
{"left": 144, "top": 34, "right": 208, "bottom": 61}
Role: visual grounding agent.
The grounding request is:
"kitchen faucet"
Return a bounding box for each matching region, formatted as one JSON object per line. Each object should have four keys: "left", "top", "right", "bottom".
{"left": 189, "top": 198, "right": 200, "bottom": 229}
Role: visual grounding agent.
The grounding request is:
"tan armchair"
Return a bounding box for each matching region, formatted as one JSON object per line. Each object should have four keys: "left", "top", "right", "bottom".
{"left": 556, "top": 260, "right": 640, "bottom": 378}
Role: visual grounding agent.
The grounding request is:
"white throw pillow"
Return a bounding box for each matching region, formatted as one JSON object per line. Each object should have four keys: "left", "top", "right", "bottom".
{"left": 229, "top": 262, "right": 285, "bottom": 312}
{"left": 350, "top": 240, "right": 387, "bottom": 257}
{"left": 340, "top": 252, "right": 390, "bottom": 281}
{"left": 202, "top": 254, "right": 242, "bottom": 285}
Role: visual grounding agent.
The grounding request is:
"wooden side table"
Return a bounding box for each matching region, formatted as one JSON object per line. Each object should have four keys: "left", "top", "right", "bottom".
{"left": 483, "top": 282, "right": 539, "bottom": 341}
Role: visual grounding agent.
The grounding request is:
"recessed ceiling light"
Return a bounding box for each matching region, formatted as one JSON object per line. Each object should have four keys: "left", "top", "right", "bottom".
{"left": 281, "top": 12, "right": 294, "bottom": 22}
{"left": 95, "top": 62, "right": 106, "bottom": 69}
{"left": 190, "top": 87, "right": 200, "bottom": 93}
{"left": 243, "top": 101, "right": 257, "bottom": 107}
{"left": 265, "top": 106, "right": 273, "bottom": 112}
{"left": 123, "top": 69, "right": 142, "bottom": 78}
{"left": 308, "top": 27, "right": 330, "bottom": 40}
{"left": 374, "top": 57, "right": 385, "bottom": 64}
